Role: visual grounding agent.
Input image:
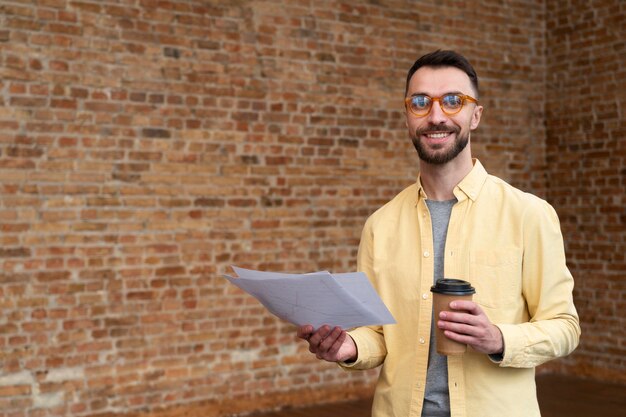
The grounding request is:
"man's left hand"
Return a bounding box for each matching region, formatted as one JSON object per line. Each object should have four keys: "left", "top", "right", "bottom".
{"left": 437, "top": 300, "right": 504, "bottom": 355}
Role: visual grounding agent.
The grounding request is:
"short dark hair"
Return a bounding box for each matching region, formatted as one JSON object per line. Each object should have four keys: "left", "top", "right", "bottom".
{"left": 405, "top": 50, "right": 479, "bottom": 97}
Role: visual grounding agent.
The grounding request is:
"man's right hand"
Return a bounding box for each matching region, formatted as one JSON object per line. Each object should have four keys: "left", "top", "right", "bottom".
{"left": 297, "top": 324, "right": 358, "bottom": 363}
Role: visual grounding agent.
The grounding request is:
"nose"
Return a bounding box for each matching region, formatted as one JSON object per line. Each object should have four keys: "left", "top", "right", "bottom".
{"left": 426, "top": 100, "right": 448, "bottom": 125}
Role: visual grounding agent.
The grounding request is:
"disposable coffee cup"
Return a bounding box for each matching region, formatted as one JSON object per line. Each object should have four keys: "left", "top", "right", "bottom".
{"left": 430, "top": 278, "right": 476, "bottom": 355}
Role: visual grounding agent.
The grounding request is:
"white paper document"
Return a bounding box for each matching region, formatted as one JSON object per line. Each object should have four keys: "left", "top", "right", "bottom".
{"left": 223, "top": 266, "right": 396, "bottom": 330}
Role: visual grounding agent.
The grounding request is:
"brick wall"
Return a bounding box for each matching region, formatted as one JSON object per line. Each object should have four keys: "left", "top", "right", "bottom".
{"left": 0, "top": 1, "right": 621, "bottom": 416}
{"left": 544, "top": 0, "right": 626, "bottom": 381}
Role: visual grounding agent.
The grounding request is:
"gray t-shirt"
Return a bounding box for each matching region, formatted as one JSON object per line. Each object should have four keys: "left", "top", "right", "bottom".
{"left": 422, "top": 198, "right": 456, "bottom": 417}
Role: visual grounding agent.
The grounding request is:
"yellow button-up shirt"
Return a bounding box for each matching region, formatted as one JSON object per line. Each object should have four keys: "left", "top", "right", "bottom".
{"left": 343, "top": 159, "right": 580, "bottom": 417}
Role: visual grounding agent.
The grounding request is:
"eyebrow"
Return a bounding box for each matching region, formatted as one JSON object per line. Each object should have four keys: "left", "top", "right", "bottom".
{"left": 409, "top": 91, "right": 465, "bottom": 97}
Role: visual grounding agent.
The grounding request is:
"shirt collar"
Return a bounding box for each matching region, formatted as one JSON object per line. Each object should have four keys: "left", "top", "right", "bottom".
{"left": 455, "top": 158, "right": 488, "bottom": 201}
{"left": 415, "top": 158, "right": 488, "bottom": 203}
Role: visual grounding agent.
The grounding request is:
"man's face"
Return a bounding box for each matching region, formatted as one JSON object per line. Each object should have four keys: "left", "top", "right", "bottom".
{"left": 405, "top": 66, "right": 483, "bottom": 165}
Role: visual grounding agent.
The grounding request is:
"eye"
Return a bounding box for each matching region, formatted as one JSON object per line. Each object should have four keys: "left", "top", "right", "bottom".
{"left": 442, "top": 94, "right": 463, "bottom": 109}
{"left": 411, "top": 95, "right": 431, "bottom": 110}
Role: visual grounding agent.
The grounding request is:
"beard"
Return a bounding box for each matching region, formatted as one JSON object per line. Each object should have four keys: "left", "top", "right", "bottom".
{"left": 410, "top": 124, "right": 469, "bottom": 165}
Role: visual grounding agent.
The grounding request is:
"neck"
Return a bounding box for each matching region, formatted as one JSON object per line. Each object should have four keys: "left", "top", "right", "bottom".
{"left": 419, "top": 150, "right": 473, "bottom": 201}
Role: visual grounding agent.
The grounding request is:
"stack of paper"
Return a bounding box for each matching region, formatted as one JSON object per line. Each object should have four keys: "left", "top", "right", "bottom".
{"left": 223, "top": 266, "right": 396, "bottom": 330}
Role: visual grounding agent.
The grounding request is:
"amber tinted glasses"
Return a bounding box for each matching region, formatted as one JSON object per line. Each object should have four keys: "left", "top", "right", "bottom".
{"left": 405, "top": 93, "right": 478, "bottom": 117}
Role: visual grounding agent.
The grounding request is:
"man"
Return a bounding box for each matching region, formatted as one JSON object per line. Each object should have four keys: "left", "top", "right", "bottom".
{"left": 297, "top": 50, "right": 580, "bottom": 417}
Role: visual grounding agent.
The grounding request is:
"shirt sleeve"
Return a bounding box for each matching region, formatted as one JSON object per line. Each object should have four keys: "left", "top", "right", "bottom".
{"left": 497, "top": 198, "right": 581, "bottom": 368}
{"left": 339, "top": 215, "right": 388, "bottom": 370}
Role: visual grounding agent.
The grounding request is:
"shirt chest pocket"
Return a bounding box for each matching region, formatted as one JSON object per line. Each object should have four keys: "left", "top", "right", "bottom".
{"left": 469, "top": 249, "right": 522, "bottom": 310}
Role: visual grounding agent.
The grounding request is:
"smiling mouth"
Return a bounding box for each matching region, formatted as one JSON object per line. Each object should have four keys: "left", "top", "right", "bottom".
{"left": 424, "top": 132, "right": 452, "bottom": 139}
{"left": 416, "top": 124, "right": 459, "bottom": 140}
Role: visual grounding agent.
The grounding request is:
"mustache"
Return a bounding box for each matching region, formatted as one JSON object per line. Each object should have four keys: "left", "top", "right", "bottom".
{"left": 415, "top": 124, "right": 460, "bottom": 136}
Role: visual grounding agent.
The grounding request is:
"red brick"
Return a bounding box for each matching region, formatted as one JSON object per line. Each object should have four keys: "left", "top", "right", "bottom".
{"left": 0, "top": 247, "right": 31, "bottom": 257}
{"left": 36, "top": 271, "right": 71, "bottom": 282}
{"left": 0, "top": 384, "right": 31, "bottom": 397}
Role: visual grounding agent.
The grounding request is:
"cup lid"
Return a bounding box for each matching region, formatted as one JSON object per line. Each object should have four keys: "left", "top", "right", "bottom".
{"left": 430, "top": 278, "right": 476, "bottom": 295}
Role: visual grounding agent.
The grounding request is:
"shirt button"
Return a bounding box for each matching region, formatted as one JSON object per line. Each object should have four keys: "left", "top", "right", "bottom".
{"left": 422, "top": 293, "right": 428, "bottom": 300}
{"left": 423, "top": 251, "right": 430, "bottom": 257}
{"left": 419, "top": 337, "right": 425, "bottom": 344}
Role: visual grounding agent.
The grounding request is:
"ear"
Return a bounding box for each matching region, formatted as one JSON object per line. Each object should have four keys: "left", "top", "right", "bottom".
{"left": 470, "top": 105, "right": 483, "bottom": 130}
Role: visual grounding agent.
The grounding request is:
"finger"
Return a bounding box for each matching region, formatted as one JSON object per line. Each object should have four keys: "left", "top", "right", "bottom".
{"left": 308, "top": 325, "right": 331, "bottom": 347}
{"left": 444, "top": 329, "right": 476, "bottom": 345}
{"left": 449, "top": 300, "right": 481, "bottom": 314}
{"left": 439, "top": 310, "right": 479, "bottom": 326}
{"left": 444, "top": 328, "right": 491, "bottom": 346}
{"left": 319, "top": 326, "right": 343, "bottom": 352}
{"left": 313, "top": 326, "right": 341, "bottom": 359}
{"left": 327, "top": 329, "right": 347, "bottom": 356}
{"left": 438, "top": 320, "right": 479, "bottom": 337}
{"left": 297, "top": 324, "right": 314, "bottom": 339}
{"left": 319, "top": 332, "right": 346, "bottom": 360}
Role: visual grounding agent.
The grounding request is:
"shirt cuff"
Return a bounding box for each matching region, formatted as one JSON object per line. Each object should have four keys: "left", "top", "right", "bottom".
{"left": 338, "top": 327, "right": 386, "bottom": 370}
{"left": 495, "top": 323, "right": 528, "bottom": 367}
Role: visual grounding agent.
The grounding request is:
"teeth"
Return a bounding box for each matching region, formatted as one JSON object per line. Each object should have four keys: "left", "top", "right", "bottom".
{"left": 426, "top": 132, "right": 449, "bottom": 139}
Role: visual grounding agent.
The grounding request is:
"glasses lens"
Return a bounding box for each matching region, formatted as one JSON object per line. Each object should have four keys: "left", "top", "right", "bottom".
{"left": 409, "top": 95, "right": 431, "bottom": 115}
{"left": 442, "top": 94, "right": 463, "bottom": 113}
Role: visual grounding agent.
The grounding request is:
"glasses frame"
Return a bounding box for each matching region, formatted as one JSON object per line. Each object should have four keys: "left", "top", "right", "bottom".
{"left": 404, "top": 94, "right": 478, "bottom": 117}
